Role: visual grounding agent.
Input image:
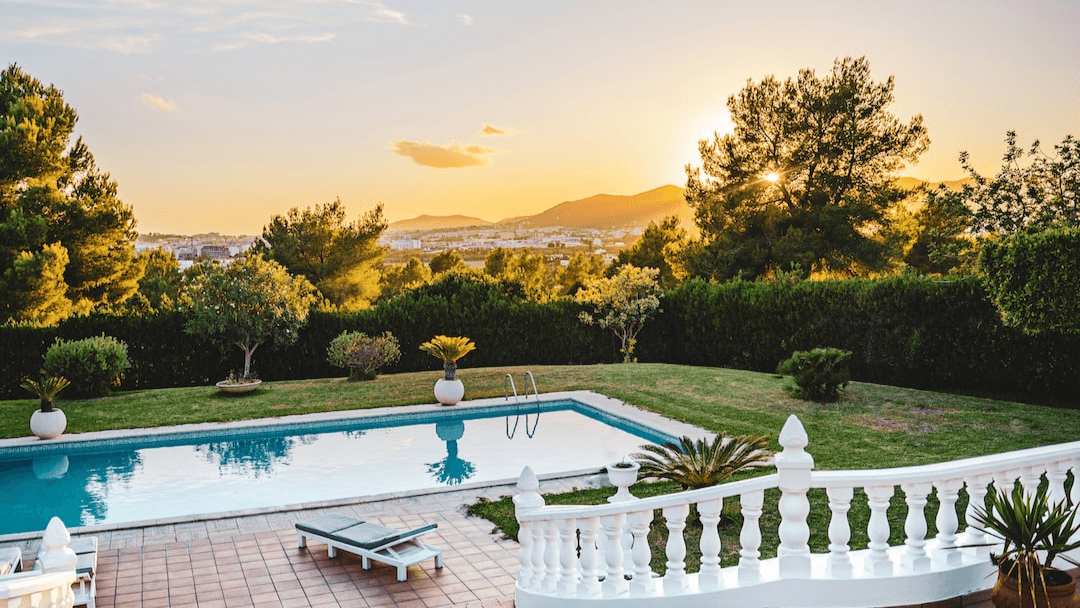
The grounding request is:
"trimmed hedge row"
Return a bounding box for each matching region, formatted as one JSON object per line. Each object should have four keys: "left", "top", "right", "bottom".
{"left": 2, "top": 275, "right": 1077, "bottom": 404}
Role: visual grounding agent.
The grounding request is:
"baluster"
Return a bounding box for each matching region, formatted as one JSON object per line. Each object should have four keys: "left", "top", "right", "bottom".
{"left": 865, "top": 485, "right": 894, "bottom": 575}
{"left": 577, "top": 517, "right": 602, "bottom": 597}
{"left": 696, "top": 498, "right": 723, "bottom": 589}
{"left": 1071, "top": 460, "right": 1080, "bottom": 507}
{"left": 629, "top": 510, "right": 654, "bottom": 596}
{"left": 662, "top": 504, "right": 689, "bottom": 593}
{"left": 517, "top": 520, "right": 536, "bottom": 589}
{"left": 739, "top": 489, "right": 764, "bottom": 583}
{"left": 601, "top": 513, "right": 628, "bottom": 597}
{"left": 901, "top": 482, "right": 932, "bottom": 572}
{"left": 934, "top": 479, "right": 963, "bottom": 566}
{"left": 776, "top": 415, "right": 814, "bottom": 578}
{"left": 961, "top": 474, "right": 991, "bottom": 548}
{"left": 992, "top": 469, "right": 1019, "bottom": 499}
{"left": 514, "top": 466, "right": 546, "bottom": 591}
{"left": 826, "top": 486, "right": 853, "bottom": 577}
{"left": 1046, "top": 461, "right": 1070, "bottom": 506}
{"left": 557, "top": 518, "right": 578, "bottom": 596}
{"left": 1019, "top": 466, "right": 1042, "bottom": 498}
{"left": 543, "top": 520, "right": 560, "bottom": 593}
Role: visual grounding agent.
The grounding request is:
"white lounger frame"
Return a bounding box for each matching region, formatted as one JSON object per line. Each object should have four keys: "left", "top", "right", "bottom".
{"left": 297, "top": 526, "right": 443, "bottom": 582}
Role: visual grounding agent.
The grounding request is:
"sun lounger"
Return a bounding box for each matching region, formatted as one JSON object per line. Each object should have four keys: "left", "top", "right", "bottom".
{"left": 0, "top": 547, "right": 21, "bottom": 576}
{"left": 296, "top": 514, "right": 443, "bottom": 581}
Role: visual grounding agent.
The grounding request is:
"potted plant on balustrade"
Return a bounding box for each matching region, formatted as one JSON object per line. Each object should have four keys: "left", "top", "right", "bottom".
{"left": 970, "top": 483, "right": 1080, "bottom": 608}
{"left": 21, "top": 375, "right": 72, "bottom": 440}
{"left": 419, "top": 335, "right": 476, "bottom": 406}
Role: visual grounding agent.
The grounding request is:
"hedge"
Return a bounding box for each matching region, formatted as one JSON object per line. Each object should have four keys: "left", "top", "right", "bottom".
{"left": 2, "top": 274, "right": 1076, "bottom": 405}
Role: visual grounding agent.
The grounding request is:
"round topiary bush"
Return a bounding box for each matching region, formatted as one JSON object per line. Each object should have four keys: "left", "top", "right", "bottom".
{"left": 327, "top": 331, "right": 401, "bottom": 381}
{"left": 43, "top": 335, "right": 130, "bottom": 397}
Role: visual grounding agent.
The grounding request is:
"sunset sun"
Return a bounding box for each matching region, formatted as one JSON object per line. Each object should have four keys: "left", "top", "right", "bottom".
{"left": 764, "top": 172, "right": 780, "bottom": 183}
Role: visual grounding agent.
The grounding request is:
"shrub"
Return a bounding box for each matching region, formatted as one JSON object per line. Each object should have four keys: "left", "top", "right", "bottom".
{"left": 776, "top": 347, "right": 852, "bottom": 401}
{"left": 327, "top": 331, "right": 401, "bottom": 381}
{"left": 632, "top": 434, "right": 772, "bottom": 490}
{"left": 43, "top": 334, "right": 130, "bottom": 397}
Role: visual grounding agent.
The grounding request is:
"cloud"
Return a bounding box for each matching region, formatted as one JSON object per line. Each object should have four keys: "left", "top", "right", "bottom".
{"left": 213, "top": 31, "right": 335, "bottom": 51}
{"left": 364, "top": 2, "right": 415, "bottom": 25}
{"left": 390, "top": 140, "right": 496, "bottom": 168}
{"left": 478, "top": 124, "right": 510, "bottom": 136}
{"left": 140, "top": 93, "right": 177, "bottom": 111}
{"left": 458, "top": 14, "right": 474, "bottom": 26}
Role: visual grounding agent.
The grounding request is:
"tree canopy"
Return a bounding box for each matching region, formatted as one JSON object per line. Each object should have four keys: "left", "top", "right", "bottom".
{"left": 614, "top": 216, "right": 688, "bottom": 288}
{"left": 1, "top": 64, "right": 140, "bottom": 324}
{"left": 960, "top": 132, "right": 1079, "bottom": 234}
{"left": 253, "top": 198, "right": 386, "bottom": 311}
{"left": 685, "top": 56, "right": 929, "bottom": 281}
{"left": 182, "top": 255, "right": 318, "bottom": 379}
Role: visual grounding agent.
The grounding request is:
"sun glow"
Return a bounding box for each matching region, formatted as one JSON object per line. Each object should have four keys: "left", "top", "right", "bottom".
{"left": 764, "top": 172, "right": 780, "bottom": 183}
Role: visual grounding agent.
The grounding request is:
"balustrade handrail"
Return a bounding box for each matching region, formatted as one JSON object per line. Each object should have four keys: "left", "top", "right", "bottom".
{"left": 811, "top": 439, "right": 1080, "bottom": 488}
{"left": 517, "top": 473, "right": 779, "bottom": 521}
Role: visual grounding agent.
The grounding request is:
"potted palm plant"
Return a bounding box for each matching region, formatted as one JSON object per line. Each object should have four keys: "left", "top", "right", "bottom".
{"left": 21, "top": 375, "right": 72, "bottom": 440}
{"left": 419, "top": 335, "right": 476, "bottom": 406}
{"left": 970, "top": 483, "right": 1080, "bottom": 608}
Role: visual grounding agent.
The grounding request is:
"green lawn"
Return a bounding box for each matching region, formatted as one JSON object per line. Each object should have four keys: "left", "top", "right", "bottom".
{"left": 6, "top": 363, "right": 1077, "bottom": 572}
{"left": 5, "top": 363, "right": 1077, "bottom": 470}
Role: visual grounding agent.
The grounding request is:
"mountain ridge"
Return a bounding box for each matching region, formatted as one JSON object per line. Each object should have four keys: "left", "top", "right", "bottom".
{"left": 387, "top": 178, "right": 969, "bottom": 233}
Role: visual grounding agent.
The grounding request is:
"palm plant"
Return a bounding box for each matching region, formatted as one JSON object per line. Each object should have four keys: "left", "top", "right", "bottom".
{"left": 419, "top": 335, "right": 477, "bottom": 380}
{"left": 632, "top": 434, "right": 772, "bottom": 490}
{"left": 20, "top": 376, "right": 71, "bottom": 413}
{"left": 971, "top": 483, "right": 1080, "bottom": 602}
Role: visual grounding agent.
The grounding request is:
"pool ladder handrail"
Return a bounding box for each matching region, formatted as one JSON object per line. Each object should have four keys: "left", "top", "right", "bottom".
{"left": 503, "top": 371, "right": 539, "bottom": 403}
{"left": 505, "top": 372, "right": 540, "bottom": 439}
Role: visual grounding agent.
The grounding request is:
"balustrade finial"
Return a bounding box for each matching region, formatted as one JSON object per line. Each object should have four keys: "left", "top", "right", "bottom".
{"left": 779, "top": 414, "right": 808, "bottom": 451}
{"left": 36, "top": 516, "right": 77, "bottom": 574}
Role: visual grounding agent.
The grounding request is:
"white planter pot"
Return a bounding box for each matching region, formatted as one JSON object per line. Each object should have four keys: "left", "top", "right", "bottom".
{"left": 216, "top": 379, "right": 262, "bottom": 393}
{"left": 434, "top": 378, "right": 464, "bottom": 406}
{"left": 30, "top": 409, "right": 67, "bottom": 440}
{"left": 606, "top": 461, "right": 640, "bottom": 503}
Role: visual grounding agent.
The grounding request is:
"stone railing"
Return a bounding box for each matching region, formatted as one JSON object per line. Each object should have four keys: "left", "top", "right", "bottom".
{"left": 513, "top": 415, "right": 1080, "bottom": 608}
{"left": 0, "top": 518, "right": 77, "bottom": 608}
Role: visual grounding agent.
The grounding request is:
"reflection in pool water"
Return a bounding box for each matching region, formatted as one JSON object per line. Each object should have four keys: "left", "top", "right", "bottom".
{"left": 0, "top": 401, "right": 673, "bottom": 535}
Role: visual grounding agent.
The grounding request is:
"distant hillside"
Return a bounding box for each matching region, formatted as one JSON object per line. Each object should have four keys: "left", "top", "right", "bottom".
{"left": 499, "top": 185, "right": 692, "bottom": 230}
{"left": 897, "top": 177, "right": 971, "bottom": 192}
{"left": 389, "top": 214, "right": 493, "bottom": 231}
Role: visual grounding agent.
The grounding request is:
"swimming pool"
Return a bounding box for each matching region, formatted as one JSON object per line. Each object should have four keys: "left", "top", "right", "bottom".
{"left": 0, "top": 398, "right": 677, "bottom": 536}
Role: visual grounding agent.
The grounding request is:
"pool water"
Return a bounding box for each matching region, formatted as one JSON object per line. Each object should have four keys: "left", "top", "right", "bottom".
{"left": 0, "top": 400, "right": 673, "bottom": 535}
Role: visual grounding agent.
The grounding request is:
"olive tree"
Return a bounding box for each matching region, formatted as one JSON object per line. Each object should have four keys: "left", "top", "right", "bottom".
{"left": 182, "top": 255, "right": 318, "bottom": 380}
{"left": 575, "top": 265, "right": 662, "bottom": 363}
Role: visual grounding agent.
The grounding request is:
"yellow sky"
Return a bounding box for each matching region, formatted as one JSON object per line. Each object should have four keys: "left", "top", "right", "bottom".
{"left": 3, "top": 1, "right": 1078, "bottom": 234}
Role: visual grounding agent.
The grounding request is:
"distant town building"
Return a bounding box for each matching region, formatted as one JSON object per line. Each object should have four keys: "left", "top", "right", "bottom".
{"left": 200, "top": 245, "right": 231, "bottom": 260}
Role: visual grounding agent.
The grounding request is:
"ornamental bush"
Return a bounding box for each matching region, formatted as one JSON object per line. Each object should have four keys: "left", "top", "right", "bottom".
{"left": 776, "top": 347, "right": 852, "bottom": 402}
{"left": 327, "top": 331, "right": 401, "bottom": 381}
{"left": 43, "top": 334, "right": 130, "bottom": 397}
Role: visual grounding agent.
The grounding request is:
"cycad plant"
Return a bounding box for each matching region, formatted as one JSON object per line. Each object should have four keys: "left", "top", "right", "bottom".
{"left": 633, "top": 434, "right": 772, "bottom": 490}
{"left": 21, "top": 375, "right": 72, "bottom": 412}
{"left": 971, "top": 483, "right": 1080, "bottom": 601}
{"left": 419, "top": 335, "right": 477, "bottom": 380}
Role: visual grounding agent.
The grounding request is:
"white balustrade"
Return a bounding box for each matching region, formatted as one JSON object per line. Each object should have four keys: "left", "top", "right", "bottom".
{"left": 512, "top": 418, "right": 1080, "bottom": 608}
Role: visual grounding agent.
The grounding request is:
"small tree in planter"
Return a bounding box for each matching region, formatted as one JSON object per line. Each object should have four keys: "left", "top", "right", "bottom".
{"left": 419, "top": 335, "right": 477, "bottom": 405}
{"left": 328, "top": 331, "right": 401, "bottom": 381}
{"left": 575, "top": 264, "right": 663, "bottom": 363}
{"left": 182, "top": 255, "right": 318, "bottom": 384}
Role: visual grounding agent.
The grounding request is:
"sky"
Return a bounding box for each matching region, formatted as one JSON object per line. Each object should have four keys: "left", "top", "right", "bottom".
{"left": 2, "top": 0, "right": 1078, "bottom": 235}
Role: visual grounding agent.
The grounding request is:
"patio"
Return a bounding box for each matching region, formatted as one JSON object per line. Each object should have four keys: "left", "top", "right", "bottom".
{"left": 9, "top": 475, "right": 595, "bottom": 608}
